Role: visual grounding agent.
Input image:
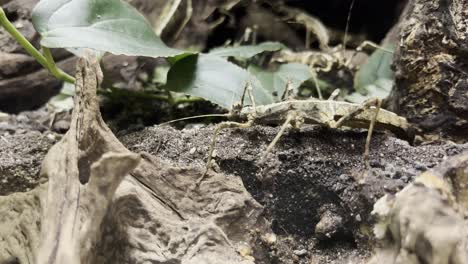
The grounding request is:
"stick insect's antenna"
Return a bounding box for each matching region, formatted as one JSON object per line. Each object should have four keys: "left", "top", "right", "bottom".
{"left": 159, "top": 114, "right": 229, "bottom": 126}
{"left": 159, "top": 82, "right": 251, "bottom": 127}
{"left": 342, "top": 0, "right": 357, "bottom": 59}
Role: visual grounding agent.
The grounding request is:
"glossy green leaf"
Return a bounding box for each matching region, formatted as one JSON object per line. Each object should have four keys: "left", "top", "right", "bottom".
{"left": 346, "top": 79, "right": 394, "bottom": 103}
{"left": 354, "top": 44, "right": 395, "bottom": 92}
{"left": 166, "top": 54, "right": 274, "bottom": 109}
{"left": 348, "top": 45, "right": 395, "bottom": 102}
{"left": 167, "top": 52, "right": 194, "bottom": 65}
{"left": 248, "top": 63, "right": 312, "bottom": 102}
{"left": 32, "top": 0, "right": 185, "bottom": 57}
{"left": 208, "top": 42, "right": 285, "bottom": 59}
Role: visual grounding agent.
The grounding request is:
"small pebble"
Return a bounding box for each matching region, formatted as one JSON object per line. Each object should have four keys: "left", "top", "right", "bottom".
{"left": 293, "top": 249, "right": 307, "bottom": 257}
{"left": 315, "top": 210, "right": 344, "bottom": 240}
{"left": 339, "top": 174, "right": 349, "bottom": 181}
{"left": 189, "top": 147, "right": 196, "bottom": 155}
{"left": 262, "top": 233, "right": 277, "bottom": 245}
{"left": 47, "top": 133, "right": 57, "bottom": 141}
{"left": 237, "top": 244, "right": 254, "bottom": 261}
{"left": 355, "top": 214, "right": 362, "bottom": 222}
{"left": 16, "top": 115, "right": 28, "bottom": 122}
{"left": 415, "top": 162, "right": 427, "bottom": 171}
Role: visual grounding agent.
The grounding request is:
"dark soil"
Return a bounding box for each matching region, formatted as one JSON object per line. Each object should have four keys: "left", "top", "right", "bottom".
{"left": 121, "top": 125, "right": 466, "bottom": 263}
{"left": 1, "top": 0, "right": 466, "bottom": 262}
{"left": 0, "top": 130, "right": 57, "bottom": 195}
{"left": 1, "top": 110, "right": 467, "bottom": 263}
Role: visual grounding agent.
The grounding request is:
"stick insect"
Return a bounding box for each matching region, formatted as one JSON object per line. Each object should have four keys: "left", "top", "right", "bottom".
{"left": 164, "top": 1, "right": 411, "bottom": 185}
{"left": 187, "top": 82, "right": 412, "bottom": 186}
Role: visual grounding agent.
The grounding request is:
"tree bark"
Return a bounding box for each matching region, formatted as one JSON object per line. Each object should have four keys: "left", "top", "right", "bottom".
{"left": 392, "top": 0, "right": 468, "bottom": 141}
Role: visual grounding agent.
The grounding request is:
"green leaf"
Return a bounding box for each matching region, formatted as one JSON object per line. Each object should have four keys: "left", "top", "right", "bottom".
{"left": 208, "top": 42, "right": 285, "bottom": 59}
{"left": 32, "top": 0, "right": 185, "bottom": 57}
{"left": 166, "top": 54, "right": 274, "bottom": 109}
{"left": 348, "top": 45, "right": 395, "bottom": 103}
{"left": 354, "top": 44, "right": 395, "bottom": 92}
{"left": 346, "top": 79, "right": 394, "bottom": 103}
{"left": 168, "top": 52, "right": 194, "bottom": 65}
{"left": 248, "top": 63, "right": 312, "bottom": 102}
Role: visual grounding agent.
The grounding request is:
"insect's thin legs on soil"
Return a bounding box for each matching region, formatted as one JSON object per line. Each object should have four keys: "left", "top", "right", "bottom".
{"left": 258, "top": 82, "right": 314, "bottom": 163}
{"left": 331, "top": 98, "right": 382, "bottom": 171}
{"left": 364, "top": 99, "right": 382, "bottom": 170}
{"left": 197, "top": 82, "right": 257, "bottom": 186}
{"left": 259, "top": 112, "right": 297, "bottom": 163}
{"left": 199, "top": 120, "right": 254, "bottom": 185}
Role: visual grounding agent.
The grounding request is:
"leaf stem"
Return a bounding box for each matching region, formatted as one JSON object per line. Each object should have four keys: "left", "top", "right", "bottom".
{"left": 43, "top": 47, "right": 75, "bottom": 83}
{"left": 173, "top": 96, "right": 204, "bottom": 104}
{"left": 0, "top": 8, "right": 47, "bottom": 67}
{"left": 0, "top": 7, "right": 75, "bottom": 83}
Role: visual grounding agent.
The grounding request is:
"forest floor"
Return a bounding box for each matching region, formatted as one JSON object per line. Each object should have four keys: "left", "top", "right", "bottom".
{"left": 2, "top": 0, "right": 468, "bottom": 263}
{"left": 1, "top": 110, "right": 466, "bottom": 263}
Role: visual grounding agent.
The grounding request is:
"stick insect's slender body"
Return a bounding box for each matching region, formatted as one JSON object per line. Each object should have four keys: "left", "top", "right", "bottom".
{"left": 197, "top": 92, "right": 413, "bottom": 186}
{"left": 190, "top": 0, "right": 412, "bottom": 185}
{"left": 237, "top": 99, "right": 411, "bottom": 141}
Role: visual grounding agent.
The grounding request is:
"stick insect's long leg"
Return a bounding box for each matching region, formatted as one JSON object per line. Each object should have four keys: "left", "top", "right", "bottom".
{"left": 331, "top": 98, "right": 382, "bottom": 170}
{"left": 238, "top": 82, "right": 249, "bottom": 109}
{"left": 198, "top": 120, "right": 254, "bottom": 186}
{"left": 259, "top": 111, "right": 298, "bottom": 163}
{"left": 364, "top": 99, "right": 382, "bottom": 169}
{"left": 344, "top": 40, "right": 394, "bottom": 67}
{"left": 280, "top": 80, "right": 295, "bottom": 101}
{"left": 247, "top": 84, "right": 256, "bottom": 110}
{"left": 333, "top": 99, "right": 378, "bottom": 128}
{"left": 196, "top": 82, "right": 258, "bottom": 186}
{"left": 310, "top": 69, "right": 324, "bottom": 100}
{"left": 328, "top": 89, "right": 341, "bottom": 101}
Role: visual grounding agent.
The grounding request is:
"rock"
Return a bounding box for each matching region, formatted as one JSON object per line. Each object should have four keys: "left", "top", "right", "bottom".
{"left": 369, "top": 151, "right": 468, "bottom": 264}
{"left": 262, "top": 233, "right": 277, "bottom": 245}
{"left": 293, "top": 249, "right": 308, "bottom": 257}
{"left": 315, "top": 209, "right": 344, "bottom": 240}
